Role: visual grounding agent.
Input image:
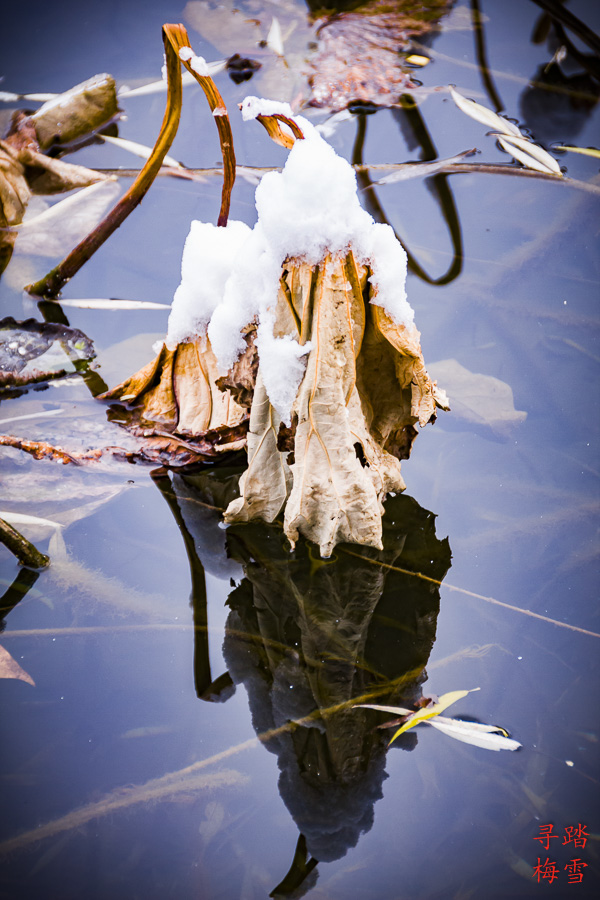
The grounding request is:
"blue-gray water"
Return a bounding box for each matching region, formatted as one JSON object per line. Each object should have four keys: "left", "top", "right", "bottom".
{"left": 1, "top": 1, "right": 599, "bottom": 897}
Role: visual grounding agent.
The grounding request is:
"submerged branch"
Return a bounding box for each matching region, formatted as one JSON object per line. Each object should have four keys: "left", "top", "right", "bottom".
{"left": 0, "top": 517, "right": 49, "bottom": 568}
{"left": 91, "top": 162, "right": 600, "bottom": 194}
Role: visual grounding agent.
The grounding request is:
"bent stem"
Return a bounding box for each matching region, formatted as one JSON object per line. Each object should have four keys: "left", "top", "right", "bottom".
{"left": 26, "top": 24, "right": 236, "bottom": 299}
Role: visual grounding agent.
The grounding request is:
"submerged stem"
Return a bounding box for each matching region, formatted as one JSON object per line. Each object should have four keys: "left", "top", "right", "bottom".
{"left": 0, "top": 518, "right": 49, "bottom": 568}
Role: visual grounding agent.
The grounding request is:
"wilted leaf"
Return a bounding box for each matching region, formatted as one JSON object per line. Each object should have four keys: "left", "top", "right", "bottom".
{"left": 0, "top": 317, "right": 95, "bottom": 387}
{"left": 224, "top": 372, "right": 291, "bottom": 524}
{"left": 426, "top": 358, "right": 526, "bottom": 438}
{"left": 0, "top": 644, "right": 35, "bottom": 686}
{"left": 101, "top": 335, "right": 246, "bottom": 437}
{"left": 28, "top": 74, "right": 119, "bottom": 150}
{"left": 449, "top": 87, "right": 522, "bottom": 137}
{"left": 0, "top": 141, "right": 30, "bottom": 227}
{"left": 309, "top": 0, "right": 453, "bottom": 110}
{"left": 18, "top": 149, "right": 114, "bottom": 195}
{"left": 225, "top": 253, "right": 436, "bottom": 557}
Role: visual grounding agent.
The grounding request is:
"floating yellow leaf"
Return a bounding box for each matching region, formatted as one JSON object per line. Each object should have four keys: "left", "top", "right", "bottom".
{"left": 388, "top": 688, "right": 480, "bottom": 744}
{"left": 554, "top": 145, "right": 600, "bottom": 160}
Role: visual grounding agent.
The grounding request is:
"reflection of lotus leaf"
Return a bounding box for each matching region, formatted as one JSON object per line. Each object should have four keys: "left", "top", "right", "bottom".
{"left": 219, "top": 492, "right": 451, "bottom": 862}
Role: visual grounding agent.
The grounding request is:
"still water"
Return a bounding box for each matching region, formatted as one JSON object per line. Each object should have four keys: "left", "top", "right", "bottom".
{"left": 1, "top": 1, "right": 599, "bottom": 897}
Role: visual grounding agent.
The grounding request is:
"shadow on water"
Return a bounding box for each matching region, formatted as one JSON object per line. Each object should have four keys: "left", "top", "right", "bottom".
{"left": 154, "top": 467, "right": 451, "bottom": 896}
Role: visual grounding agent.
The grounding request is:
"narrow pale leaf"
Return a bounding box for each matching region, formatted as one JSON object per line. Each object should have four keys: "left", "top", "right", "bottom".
{"left": 496, "top": 133, "right": 562, "bottom": 176}
{"left": 389, "top": 688, "right": 480, "bottom": 743}
{"left": 98, "top": 134, "right": 183, "bottom": 169}
{"left": 0, "top": 511, "right": 62, "bottom": 529}
{"left": 449, "top": 87, "right": 522, "bottom": 137}
{"left": 267, "top": 18, "right": 285, "bottom": 57}
{"left": 0, "top": 645, "right": 35, "bottom": 686}
{"left": 355, "top": 704, "right": 521, "bottom": 751}
{"left": 354, "top": 703, "right": 413, "bottom": 715}
{"left": 0, "top": 408, "right": 62, "bottom": 426}
{"left": 429, "top": 717, "right": 522, "bottom": 751}
{"left": 0, "top": 92, "right": 57, "bottom": 102}
{"left": 374, "top": 150, "right": 477, "bottom": 185}
{"left": 57, "top": 299, "right": 171, "bottom": 310}
{"left": 117, "top": 66, "right": 225, "bottom": 98}
{"left": 555, "top": 145, "right": 600, "bottom": 159}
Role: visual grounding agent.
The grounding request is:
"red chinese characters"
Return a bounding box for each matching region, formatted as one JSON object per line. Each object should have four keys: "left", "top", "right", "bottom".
{"left": 531, "top": 824, "right": 590, "bottom": 885}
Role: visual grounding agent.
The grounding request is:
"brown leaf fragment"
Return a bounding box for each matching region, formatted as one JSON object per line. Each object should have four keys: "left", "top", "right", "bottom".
{"left": 101, "top": 336, "right": 245, "bottom": 437}
{"left": 283, "top": 255, "right": 402, "bottom": 556}
{"left": 308, "top": 0, "right": 453, "bottom": 110}
{"left": 4, "top": 112, "right": 39, "bottom": 153}
{"left": 28, "top": 74, "right": 119, "bottom": 151}
{"left": 0, "top": 141, "right": 30, "bottom": 227}
{"left": 0, "top": 434, "right": 91, "bottom": 464}
{"left": 0, "top": 644, "right": 35, "bottom": 686}
{"left": 224, "top": 372, "right": 291, "bottom": 525}
{"left": 0, "top": 427, "right": 246, "bottom": 469}
{"left": 19, "top": 148, "right": 112, "bottom": 195}
{"left": 99, "top": 335, "right": 248, "bottom": 465}
{"left": 215, "top": 327, "right": 258, "bottom": 408}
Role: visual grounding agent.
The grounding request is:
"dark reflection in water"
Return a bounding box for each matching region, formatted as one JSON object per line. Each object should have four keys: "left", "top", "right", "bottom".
{"left": 155, "top": 468, "right": 451, "bottom": 894}
{"left": 520, "top": 4, "right": 600, "bottom": 143}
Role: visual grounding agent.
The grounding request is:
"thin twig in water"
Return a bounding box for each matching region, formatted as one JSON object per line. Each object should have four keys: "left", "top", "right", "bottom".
{"left": 341, "top": 549, "right": 600, "bottom": 639}
{"left": 0, "top": 676, "right": 435, "bottom": 856}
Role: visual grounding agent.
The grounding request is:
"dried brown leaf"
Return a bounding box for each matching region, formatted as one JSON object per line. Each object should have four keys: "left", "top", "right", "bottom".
{"left": 0, "top": 141, "right": 30, "bottom": 227}
{"left": 309, "top": 0, "right": 453, "bottom": 110}
{"left": 283, "top": 255, "right": 398, "bottom": 556}
{"left": 28, "top": 74, "right": 119, "bottom": 150}
{"left": 225, "top": 371, "right": 291, "bottom": 524}
{"left": 101, "top": 336, "right": 245, "bottom": 437}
